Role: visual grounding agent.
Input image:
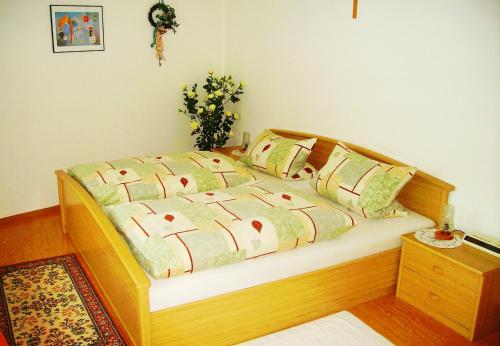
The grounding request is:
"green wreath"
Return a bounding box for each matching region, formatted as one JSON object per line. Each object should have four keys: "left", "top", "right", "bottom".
{"left": 149, "top": 0, "right": 179, "bottom": 47}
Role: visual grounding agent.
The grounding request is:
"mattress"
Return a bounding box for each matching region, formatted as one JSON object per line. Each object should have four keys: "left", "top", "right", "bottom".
{"left": 239, "top": 311, "right": 393, "bottom": 345}
{"left": 148, "top": 168, "right": 434, "bottom": 311}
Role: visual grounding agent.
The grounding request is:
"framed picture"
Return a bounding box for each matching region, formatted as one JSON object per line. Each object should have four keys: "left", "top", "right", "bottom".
{"left": 50, "top": 5, "right": 105, "bottom": 53}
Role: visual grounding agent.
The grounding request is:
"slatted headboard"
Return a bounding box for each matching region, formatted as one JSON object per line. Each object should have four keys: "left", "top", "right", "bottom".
{"left": 271, "top": 129, "right": 455, "bottom": 225}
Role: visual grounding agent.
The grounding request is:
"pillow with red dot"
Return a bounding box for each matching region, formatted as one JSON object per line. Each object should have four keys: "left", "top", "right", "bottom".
{"left": 241, "top": 129, "right": 317, "bottom": 180}
{"left": 290, "top": 162, "right": 317, "bottom": 180}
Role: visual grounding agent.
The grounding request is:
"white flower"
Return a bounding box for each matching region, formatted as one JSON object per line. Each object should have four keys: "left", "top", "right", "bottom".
{"left": 233, "top": 112, "right": 240, "bottom": 120}
{"left": 211, "top": 82, "right": 217, "bottom": 87}
{"left": 225, "top": 111, "right": 232, "bottom": 117}
{"left": 190, "top": 121, "right": 200, "bottom": 130}
{"left": 209, "top": 104, "right": 216, "bottom": 111}
{"left": 197, "top": 107, "right": 204, "bottom": 114}
{"left": 228, "top": 131, "right": 234, "bottom": 137}
{"left": 187, "top": 91, "right": 196, "bottom": 98}
{"left": 208, "top": 93, "right": 215, "bottom": 99}
{"left": 180, "top": 83, "right": 188, "bottom": 91}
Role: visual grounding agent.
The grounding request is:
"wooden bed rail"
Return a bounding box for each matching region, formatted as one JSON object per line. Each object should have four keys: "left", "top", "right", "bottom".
{"left": 56, "top": 170, "right": 151, "bottom": 346}
{"left": 271, "top": 129, "right": 455, "bottom": 225}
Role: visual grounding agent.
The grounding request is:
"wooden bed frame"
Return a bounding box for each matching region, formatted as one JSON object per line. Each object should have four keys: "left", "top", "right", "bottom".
{"left": 55, "top": 129, "right": 454, "bottom": 345}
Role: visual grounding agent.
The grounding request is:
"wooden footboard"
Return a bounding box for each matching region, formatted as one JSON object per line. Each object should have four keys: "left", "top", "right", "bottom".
{"left": 56, "top": 170, "right": 151, "bottom": 346}
{"left": 150, "top": 248, "right": 400, "bottom": 345}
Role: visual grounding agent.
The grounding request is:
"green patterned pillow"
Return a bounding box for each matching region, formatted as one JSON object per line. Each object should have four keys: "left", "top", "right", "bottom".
{"left": 241, "top": 129, "right": 317, "bottom": 180}
{"left": 311, "top": 142, "right": 416, "bottom": 218}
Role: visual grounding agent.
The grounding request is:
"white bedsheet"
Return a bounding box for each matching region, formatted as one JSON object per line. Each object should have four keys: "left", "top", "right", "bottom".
{"left": 148, "top": 169, "right": 434, "bottom": 311}
{"left": 239, "top": 311, "right": 393, "bottom": 346}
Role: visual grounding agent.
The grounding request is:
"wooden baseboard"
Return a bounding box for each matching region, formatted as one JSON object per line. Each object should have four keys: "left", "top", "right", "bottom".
{"left": 0, "top": 206, "right": 60, "bottom": 224}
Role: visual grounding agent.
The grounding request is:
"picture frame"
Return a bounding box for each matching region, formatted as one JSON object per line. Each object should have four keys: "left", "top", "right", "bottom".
{"left": 49, "top": 5, "right": 105, "bottom": 53}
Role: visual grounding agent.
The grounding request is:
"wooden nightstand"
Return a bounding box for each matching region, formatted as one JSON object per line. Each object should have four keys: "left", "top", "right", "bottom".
{"left": 212, "top": 146, "right": 244, "bottom": 161}
{"left": 396, "top": 232, "right": 500, "bottom": 341}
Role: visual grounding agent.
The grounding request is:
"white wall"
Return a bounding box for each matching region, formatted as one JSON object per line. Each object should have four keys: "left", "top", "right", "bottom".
{"left": 0, "top": 0, "right": 226, "bottom": 217}
{"left": 225, "top": 0, "right": 500, "bottom": 236}
{"left": 2, "top": 0, "right": 499, "bottom": 238}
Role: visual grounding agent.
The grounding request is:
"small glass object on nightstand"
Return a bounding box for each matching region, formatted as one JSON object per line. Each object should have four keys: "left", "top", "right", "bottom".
{"left": 439, "top": 204, "right": 455, "bottom": 233}
{"left": 242, "top": 131, "right": 250, "bottom": 151}
{"left": 435, "top": 204, "right": 455, "bottom": 240}
{"left": 231, "top": 131, "right": 250, "bottom": 157}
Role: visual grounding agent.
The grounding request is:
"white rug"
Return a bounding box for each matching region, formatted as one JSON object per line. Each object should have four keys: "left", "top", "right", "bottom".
{"left": 239, "top": 311, "right": 393, "bottom": 346}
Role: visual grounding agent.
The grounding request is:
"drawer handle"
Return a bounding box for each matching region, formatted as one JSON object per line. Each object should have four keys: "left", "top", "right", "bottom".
{"left": 432, "top": 265, "right": 444, "bottom": 275}
{"left": 428, "top": 292, "right": 440, "bottom": 301}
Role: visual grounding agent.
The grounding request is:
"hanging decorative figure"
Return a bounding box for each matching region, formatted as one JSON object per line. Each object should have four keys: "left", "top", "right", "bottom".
{"left": 148, "top": 0, "right": 179, "bottom": 66}
{"left": 155, "top": 24, "right": 168, "bottom": 65}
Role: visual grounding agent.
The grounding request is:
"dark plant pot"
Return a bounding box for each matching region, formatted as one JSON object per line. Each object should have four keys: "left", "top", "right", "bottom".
{"left": 434, "top": 230, "right": 453, "bottom": 241}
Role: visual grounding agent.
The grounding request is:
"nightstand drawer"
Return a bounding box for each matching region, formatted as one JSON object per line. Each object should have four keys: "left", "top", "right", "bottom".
{"left": 398, "top": 233, "right": 500, "bottom": 341}
{"left": 399, "top": 267, "right": 475, "bottom": 332}
{"left": 403, "top": 241, "right": 480, "bottom": 293}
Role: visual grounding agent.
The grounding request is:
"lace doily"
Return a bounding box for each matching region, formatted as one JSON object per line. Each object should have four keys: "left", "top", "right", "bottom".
{"left": 414, "top": 229, "right": 463, "bottom": 249}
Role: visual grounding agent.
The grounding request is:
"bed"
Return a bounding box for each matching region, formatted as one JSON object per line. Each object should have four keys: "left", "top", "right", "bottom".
{"left": 55, "top": 129, "right": 454, "bottom": 345}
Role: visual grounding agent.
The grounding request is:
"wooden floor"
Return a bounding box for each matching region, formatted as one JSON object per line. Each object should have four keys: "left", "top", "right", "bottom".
{"left": 0, "top": 207, "right": 73, "bottom": 266}
{"left": 351, "top": 296, "right": 500, "bottom": 346}
{"left": 0, "top": 208, "right": 499, "bottom": 345}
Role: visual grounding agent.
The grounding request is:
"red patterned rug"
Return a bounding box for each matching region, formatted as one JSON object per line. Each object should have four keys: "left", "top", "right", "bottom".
{"left": 0, "top": 255, "right": 124, "bottom": 345}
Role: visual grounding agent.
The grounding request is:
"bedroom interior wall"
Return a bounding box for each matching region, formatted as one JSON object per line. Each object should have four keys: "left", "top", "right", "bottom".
{"left": 2, "top": 0, "right": 499, "bottom": 240}
{"left": 0, "top": 0, "right": 226, "bottom": 218}
{"left": 225, "top": 0, "right": 500, "bottom": 237}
